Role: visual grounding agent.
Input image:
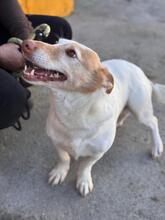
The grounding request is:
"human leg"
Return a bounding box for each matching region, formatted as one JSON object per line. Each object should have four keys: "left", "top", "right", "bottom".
{"left": 28, "top": 15, "right": 72, "bottom": 44}
{"left": 0, "top": 68, "right": 30, "bottom": 129}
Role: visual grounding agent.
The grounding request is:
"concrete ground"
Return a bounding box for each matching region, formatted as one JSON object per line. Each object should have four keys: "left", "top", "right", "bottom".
{"left": 1, "top": 0, "right": 165, "bottom": 219}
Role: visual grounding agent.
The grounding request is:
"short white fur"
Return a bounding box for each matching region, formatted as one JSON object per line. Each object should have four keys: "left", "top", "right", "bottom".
{"left": 23, "top": 39, "right": 165, "bottom": 197}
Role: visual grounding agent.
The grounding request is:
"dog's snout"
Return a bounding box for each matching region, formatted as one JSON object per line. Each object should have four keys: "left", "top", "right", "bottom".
{"left": 22, "top": 40, "right": 37, "bottom": 54}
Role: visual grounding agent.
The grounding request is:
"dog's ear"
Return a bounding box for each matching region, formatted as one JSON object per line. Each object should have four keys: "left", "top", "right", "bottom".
{"left": 97, "top": 67, "right": 114, "bottom": 94}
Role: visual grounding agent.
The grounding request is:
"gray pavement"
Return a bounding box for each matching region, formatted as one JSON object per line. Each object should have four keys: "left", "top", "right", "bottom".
{"left": 1, "top": 0, "right": 165, "bottom": 219}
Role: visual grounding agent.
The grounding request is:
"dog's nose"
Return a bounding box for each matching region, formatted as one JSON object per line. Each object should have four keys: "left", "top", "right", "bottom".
{"left": 22, "top": 40, "right": 37, "bottom": 54}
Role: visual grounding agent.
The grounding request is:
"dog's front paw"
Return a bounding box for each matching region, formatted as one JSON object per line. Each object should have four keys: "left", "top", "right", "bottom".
{"left": 76, "top": 174, "right": 93, "bottom": 197}
{"left": 48, "top": 164, "right": 69, "bottom": 186}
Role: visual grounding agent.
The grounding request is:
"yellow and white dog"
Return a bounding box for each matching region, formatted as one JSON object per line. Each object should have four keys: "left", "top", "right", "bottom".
{"left": 22, "top": 39, "right": 165, "bottom": 196}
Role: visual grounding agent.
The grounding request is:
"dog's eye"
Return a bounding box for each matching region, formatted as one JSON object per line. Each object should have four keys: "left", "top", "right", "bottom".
{"left": 65, "top": 49, "right": 77, "bottom": 58}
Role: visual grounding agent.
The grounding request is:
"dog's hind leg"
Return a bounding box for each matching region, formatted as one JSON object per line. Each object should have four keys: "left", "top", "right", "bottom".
{"left": 49, "top": 147, "right": 70, "bottom": 185}
{"left": 117, "top": 107, "right": 131, "bottom": 127}
{"left": 138, "top": 113, "right": 163, "bottom": 158}
{"left": 128, "top": 85, "right": 163, "bottom": 158}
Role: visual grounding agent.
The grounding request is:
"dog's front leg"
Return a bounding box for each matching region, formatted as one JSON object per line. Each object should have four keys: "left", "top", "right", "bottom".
{"left": 76, "top": 153, "right": 104, "bottom": 197}
{"left": 49, "top": 147, "right": 70, "bottom": 186}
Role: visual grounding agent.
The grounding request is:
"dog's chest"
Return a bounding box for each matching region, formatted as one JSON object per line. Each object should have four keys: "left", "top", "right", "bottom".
{"left": 46, "top": 114, "right": 95, "bottom": 159}
{"left": 46, "top": 91, "right": 114, "bottom": 159}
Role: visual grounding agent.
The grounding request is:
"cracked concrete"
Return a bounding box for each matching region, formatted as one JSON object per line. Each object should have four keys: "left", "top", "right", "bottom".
{"left": 0, "top": 0, "right": 165, "bottom": 219}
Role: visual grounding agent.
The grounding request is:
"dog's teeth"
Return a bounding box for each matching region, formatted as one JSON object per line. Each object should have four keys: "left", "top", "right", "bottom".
{"left": 24, "top": 65, "right": 27, "bottom": 71}
{"left": 56, "top": 73, "right": 59, "bottom": 78}
{"left": 30, "top": 69, "right": 35, "bottom": 76}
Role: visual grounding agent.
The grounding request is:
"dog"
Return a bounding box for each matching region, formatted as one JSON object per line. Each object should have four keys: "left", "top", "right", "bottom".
{"left": 22, "top": 38, "right": 165, "bottom": 196}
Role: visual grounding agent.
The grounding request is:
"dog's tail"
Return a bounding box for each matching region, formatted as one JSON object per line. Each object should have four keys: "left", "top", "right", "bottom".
{"left": 153, "top": 83, "right": 165, "bottom": 104}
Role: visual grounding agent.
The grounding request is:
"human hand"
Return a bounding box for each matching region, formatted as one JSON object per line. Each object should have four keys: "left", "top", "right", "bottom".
{"left": 0, "top": 43, "right": 25, "bottom": 72}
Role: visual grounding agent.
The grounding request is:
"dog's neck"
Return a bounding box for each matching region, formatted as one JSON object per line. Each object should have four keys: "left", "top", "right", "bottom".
{"left": 48, "top": 88, "right": 112, "bottom": 130}
{"left": 50, "top": 89, "right": 101, "bottom": 113}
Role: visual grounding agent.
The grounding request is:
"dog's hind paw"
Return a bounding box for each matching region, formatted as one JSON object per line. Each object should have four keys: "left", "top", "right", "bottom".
{"left": 48, "top": 164, "right": 69, "bottom": 186}
{"left": 76, "top": 174, "right": 93, "bottom": 197}
{"left": 151, "top": 143, "right": 163, "bottom": 159}
{"left": 151, "top": 147, "right": 163, "bottom": 159}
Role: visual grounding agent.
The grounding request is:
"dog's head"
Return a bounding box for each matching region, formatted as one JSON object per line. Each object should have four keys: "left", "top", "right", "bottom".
{"left": 22, "top": 39, "right": 114, "bottom": 94}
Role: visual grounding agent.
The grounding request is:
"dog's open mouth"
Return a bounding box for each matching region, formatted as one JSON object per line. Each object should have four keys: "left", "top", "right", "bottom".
{"left": 23, "top": 60, "right": 67, "bottom": 82}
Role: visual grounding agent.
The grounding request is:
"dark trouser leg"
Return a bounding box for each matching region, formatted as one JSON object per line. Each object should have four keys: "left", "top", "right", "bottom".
{"left": 28, "top": 15, "right": 72, "bottom": 43}
{"left": 0, "top": 16, "right": 72, "bottom": 128}
{"left": 0, "top": 68, "right": 29, "bottom": 129}
{"left": 0, "top": 26, "right": 10, "bottom": 45}
{"left": 0, "top": 15, "right": 72, "bottom": 46}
